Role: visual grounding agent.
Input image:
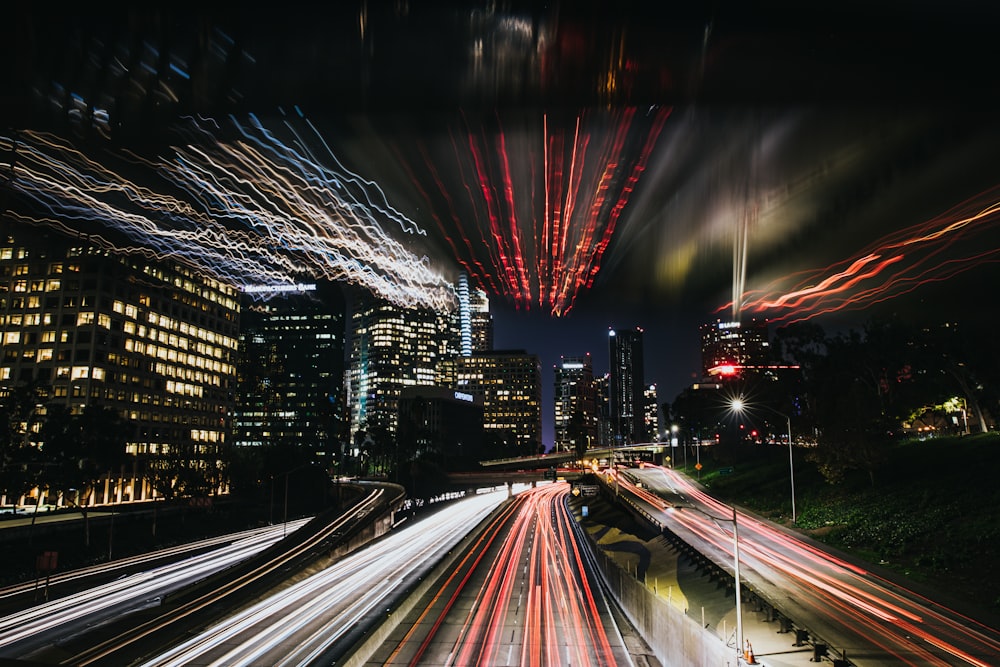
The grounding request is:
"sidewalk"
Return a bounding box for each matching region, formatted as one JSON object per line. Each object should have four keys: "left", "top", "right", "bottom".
{"left": 573, "top": 493, "right": 824, "bottom": 667}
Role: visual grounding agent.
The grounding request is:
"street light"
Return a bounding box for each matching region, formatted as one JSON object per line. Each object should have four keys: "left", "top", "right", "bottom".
{"left": 670, "top": 424, "right": 679, "bottom": 470}
{"left": 730, "top": 398, "right": 796, "bottom": 523}
{"left": 673, "top": 503, "right": 745, "bottom": 663}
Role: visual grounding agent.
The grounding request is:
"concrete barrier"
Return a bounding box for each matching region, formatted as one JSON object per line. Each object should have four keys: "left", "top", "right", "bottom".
{"left": 580, "top": 520, "right": 731, "bottom": 666}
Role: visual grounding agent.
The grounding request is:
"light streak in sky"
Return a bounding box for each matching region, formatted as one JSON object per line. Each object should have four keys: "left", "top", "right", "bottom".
{"left": 402, "top": 106, "right": 671, "bottom": 316}
{"left": 0, "top": 114, "right": 456, "bottom": 312}
{"left": 723, "top": 185, "right": 1000, "bottom": 325}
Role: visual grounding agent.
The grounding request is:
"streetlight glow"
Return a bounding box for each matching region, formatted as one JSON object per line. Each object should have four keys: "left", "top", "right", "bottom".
{"left": 729, "top": 396, "right": 796, "bottom": 523}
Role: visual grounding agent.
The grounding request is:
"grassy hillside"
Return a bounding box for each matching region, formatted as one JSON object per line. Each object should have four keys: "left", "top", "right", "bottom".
{"left": 682, "top": 434, "right": 1000, "bottom": 617}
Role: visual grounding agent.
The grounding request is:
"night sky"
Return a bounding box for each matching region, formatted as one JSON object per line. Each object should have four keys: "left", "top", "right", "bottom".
{"left": 4, "top": 3, "right": 1000, "bottom": 446}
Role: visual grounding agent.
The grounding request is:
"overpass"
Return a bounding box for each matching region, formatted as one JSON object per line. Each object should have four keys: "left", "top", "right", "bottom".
{"left": 448, "top": 443, "right": 671, "bottom": 486}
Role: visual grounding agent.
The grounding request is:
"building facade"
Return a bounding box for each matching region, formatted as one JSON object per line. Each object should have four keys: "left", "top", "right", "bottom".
{"left": 455, "top": 350, "right": 542, "bottom": 455}
{"left": 699, "top": 318, "right": 770, "bottom": 378}
{"left": 397, "top": 385, "right": 484, "bottom": 469}
{"left": 234, "top": 281, "right": 346, "bottom": 464}
{"left": 553, "top": 354, "right": 597, "bottom": 453}
{"left": 0, "top": 222, "right": 239, "bottom": 505}
{"left": 346, "top": 293, "right": 447, "bottom": 438}
{"left": 609, "top": 327, "right": 646, "bottom": 444}
{"left": 643, "top": 383, "right": 660, "bottom": 442}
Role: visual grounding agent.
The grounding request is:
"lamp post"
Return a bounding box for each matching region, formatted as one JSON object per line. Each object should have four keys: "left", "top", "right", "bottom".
{"left": 674, "top": 503, "right": 745, "bottom": 663}
{"left": 670, "top": 424, "right": 679, "bottom": 469}
{"left": 730, "top": 398, "right": 796, "bottom": 523}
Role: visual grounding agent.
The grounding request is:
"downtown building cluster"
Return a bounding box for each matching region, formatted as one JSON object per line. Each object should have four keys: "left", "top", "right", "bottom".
{"left": 0, "top": 221, "right": 668, "bottom": 510}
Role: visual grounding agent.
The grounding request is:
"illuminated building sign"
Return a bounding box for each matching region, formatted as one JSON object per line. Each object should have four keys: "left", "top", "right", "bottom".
{"left": 243, "top": 283, "right": 317, "bottom": 294}
{"left": 454, "top": 391, "right": 475, "bottom": 402}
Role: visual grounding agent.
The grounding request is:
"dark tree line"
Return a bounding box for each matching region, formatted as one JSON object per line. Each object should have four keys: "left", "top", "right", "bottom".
{"left": 0, "top": 383, "right": 237, "bottom": 542}
{"left": 666, "top": 316, "right": 1000, "bottom": 486}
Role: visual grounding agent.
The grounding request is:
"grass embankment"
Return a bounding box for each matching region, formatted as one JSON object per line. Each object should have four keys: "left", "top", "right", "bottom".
{"left": 681, "top": 434, "right": 1000, "bottom": 617}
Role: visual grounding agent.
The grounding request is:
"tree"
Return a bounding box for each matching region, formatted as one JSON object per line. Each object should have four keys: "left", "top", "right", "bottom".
{"left": 41, "top": 404, "right": 130, "bottom": 547}
{"left": 567, "top": 405, "right": 591, "bottom": 461}
{"left": 0, "top": 382, "right": 47, "bottom": 510}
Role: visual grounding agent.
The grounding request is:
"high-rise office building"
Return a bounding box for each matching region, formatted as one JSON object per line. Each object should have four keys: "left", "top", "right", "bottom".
{"left": 397, "top": 385, "right": 484, "bottom": 468}
{"left": 0, "top": 222, "right": 239, "bottom": 504}
{"left": 455, "top": 350, "right": 541, "bottom": 455}
{"left": 594, "top": 373, "right": 614, "bottom": 447}
{"left": 553, "top": 354, "right": 597, "bottom": 453}
{"left": 609, "top": 327, "right": 645, "bottom": 444}
{"left": 234, "top": 281, "right": 346, "bottom": 462}
{"left": 346, "top": 293, "right": 446, "bottom": 437}
{"left": 456, "top": 272, "right": 493, "bottom": 356}
{"left": 643, "top": 383, "right": 660, "bottom": 442}
{"left": 469, "top": 287, "right": 493, "bottom": 353}
{"left": 700, "top": 318, "right": 770, "bottom": 378}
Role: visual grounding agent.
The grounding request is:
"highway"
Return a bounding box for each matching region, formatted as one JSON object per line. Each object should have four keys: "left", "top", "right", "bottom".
{"left": 621, "top": 464, "right": 1000, "bottom": 667}
{"left": 369, "top": 481, "right": 632, "bottom": 666}
{"left": 0, "top": 518, "right": 310, "bottom": 660}
{"left": 134, "top": 486, "right": 513, "bottom": 666}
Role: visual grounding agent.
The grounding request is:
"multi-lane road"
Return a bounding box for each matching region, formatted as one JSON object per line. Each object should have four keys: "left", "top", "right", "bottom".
{"left": 2, "top": 469, "right": 997, "bottom": 666}
{"left": 621, "top": 464, "right": 1000, "bottom": 666}
{"left": 368, "top": 481, "right": 632, "bottom": 667}
{"left": 0, "top": 518, "right": 311, "bottom": 660}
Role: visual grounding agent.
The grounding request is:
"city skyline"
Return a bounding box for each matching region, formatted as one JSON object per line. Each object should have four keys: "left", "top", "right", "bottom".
{"left": 4, "top": 5, "right": 1000, "bottom": 449}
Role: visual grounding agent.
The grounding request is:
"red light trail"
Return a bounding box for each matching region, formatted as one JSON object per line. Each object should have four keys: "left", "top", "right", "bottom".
{"left": 722, "top": 185, "right": 1000, "bottom": 325}
{"left": 401, "top": 107, "right": 671, "bottom": 316}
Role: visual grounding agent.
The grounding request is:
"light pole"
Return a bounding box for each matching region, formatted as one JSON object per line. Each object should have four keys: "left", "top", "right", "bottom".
{"left": 670, "top": 424, "right": 679, "bottom": 469}
{"left": 730, "top": 398, "right": 796, "bottom": 523}
{"left": 674, "top": 503, "right": 745, "bottom": 663}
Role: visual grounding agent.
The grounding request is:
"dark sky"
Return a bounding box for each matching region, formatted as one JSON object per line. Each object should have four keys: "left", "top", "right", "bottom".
{"left": 5, "top": 3, "right": 1000, "bottom": 446}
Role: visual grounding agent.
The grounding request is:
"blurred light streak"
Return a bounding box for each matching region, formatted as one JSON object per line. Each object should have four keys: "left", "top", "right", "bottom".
{"left": 140, "top": 488, "right": 509, "bottom": 667}
{"left": 727, "top": 185, "right": 1000, "bottom": 324}
{"left": 0, "top": 118, "right": 456, "bottom": 312}
{"left": 447, "top": 483, "right": 615, "bottom": 666}
{"left": 634, "top": 465, "right": 1000, "bottom": 666}
{"left": 0, "top": 520, "right": 308, "bottom": 656}
{"left": 405, "top": 107, "right": 671, "bottom": 316}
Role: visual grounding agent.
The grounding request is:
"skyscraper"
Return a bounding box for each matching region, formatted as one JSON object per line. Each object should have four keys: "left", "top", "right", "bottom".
{"left": 553, "top": 354, "right": 597, "bottom": 453}
{"left": 594, "top": 373, "right": 614, "bottom": 447}
{"left": 609, "top": 327, "right": 645, "bottom": 445}
{"left": 456, "top": 271, "right": 494, "bottom": 357}
{"left": 455, "top": 350, "right": 542, "bottom": 455}
{"left": 643, "top": 383, "right": 660, "bottom": 442}
{"left": 346, "top": 292, "right": 446, "bottom": 438}
{"left": 234, "top": 281, "right": 346, "bottom": 461}
{"left": 700, "top": 318, "right": 770, "bottom": 378}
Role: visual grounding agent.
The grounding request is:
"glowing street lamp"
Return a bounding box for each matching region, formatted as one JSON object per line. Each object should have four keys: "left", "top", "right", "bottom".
{"left": 730, "top": 397, "right": 796, "bottom": 523}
